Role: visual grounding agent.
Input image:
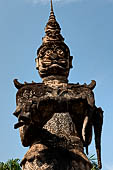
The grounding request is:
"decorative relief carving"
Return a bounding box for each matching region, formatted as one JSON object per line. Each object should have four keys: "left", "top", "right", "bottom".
{"left": 13, "top": 0, "right": 103, "bottom": 169}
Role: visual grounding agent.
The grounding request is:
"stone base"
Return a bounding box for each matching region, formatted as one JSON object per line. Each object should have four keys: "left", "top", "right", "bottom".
{"left": 21, "top": 143, "right": 92, "bottom": 170}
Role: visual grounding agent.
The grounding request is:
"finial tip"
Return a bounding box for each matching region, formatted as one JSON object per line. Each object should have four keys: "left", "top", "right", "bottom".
{"left": 51, "top": 0, "right": 53, "bottom": 12}
{"left": 49, "top": 0, "right": 55, "bottom": 20}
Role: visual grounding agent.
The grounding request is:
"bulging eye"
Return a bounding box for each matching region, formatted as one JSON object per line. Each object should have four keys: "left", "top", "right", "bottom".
{"left": 57, "top": 49, "right": 64, "bottom": 58}
{"left": 45, "top": 50, "right": 53, "bottom": 58}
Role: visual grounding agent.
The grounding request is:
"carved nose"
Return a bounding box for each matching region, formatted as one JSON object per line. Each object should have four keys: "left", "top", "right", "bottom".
{"left": 53, "top": 53, "right": 58, "bottom": 59}
{"left": 52, "top": 60, "right": 58, "bottom": 64}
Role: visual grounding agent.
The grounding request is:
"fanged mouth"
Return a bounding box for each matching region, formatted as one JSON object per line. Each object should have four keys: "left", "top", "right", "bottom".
{"left": 39, "top": 64, "right": 65, "bottom": 73}
{"left": 49, "top": 64, "right": 65, "bottom": 69}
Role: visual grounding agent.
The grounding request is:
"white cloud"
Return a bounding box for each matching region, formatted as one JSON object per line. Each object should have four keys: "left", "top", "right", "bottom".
{"left": 26, "top": 0, "right": 81, "bottom": 5}
{"left": 25, "top": 0, "right": 113, "bottom": 5}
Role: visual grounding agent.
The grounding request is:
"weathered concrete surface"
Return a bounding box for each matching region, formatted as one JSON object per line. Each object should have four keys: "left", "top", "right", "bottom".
{"left": 13, "top": 0, "right": 103, "bottom": 169}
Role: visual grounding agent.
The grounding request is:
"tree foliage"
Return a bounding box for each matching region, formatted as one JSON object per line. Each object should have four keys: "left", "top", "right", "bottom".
{"left": 0, "top": 159, "right": 21, "bottom": 170}
{"left": 89, "top": 154, "right": 100, "bottom": 170}
{"left": 0, "top": 155, "right": 99, "bottom": 170}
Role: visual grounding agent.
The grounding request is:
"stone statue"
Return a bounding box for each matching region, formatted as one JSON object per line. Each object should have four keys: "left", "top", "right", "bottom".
{"left": 13, "top": 1, "right": 103, "bottom": 169}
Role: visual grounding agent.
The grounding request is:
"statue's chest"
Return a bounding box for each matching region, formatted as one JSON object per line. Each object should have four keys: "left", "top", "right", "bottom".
{"left": 16, "top": 83, "right": 94, "bottom": 113}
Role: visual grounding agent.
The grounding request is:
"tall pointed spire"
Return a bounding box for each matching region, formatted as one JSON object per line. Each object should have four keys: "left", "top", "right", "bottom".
{"left": 49, "top": 0, "right": 55, "bottom": 20}
{"left": 51, "top": 0, "right": 53, "bottom": 12}
{"left": 42, "top": 0, "right": 64, "bottom": 43}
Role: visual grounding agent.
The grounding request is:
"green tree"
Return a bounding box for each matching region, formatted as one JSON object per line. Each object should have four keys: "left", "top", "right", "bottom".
{"left": 0, "top": 159, "right": 21, "bottom": 170}
{"left": 0, "top": 156, "right": 99, "bottom": 170}
{"left": 89, "top": 155, "right": 100, "bottom": 170}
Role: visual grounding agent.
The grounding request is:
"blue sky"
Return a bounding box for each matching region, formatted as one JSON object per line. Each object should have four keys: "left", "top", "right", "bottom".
{"left": 0, "top": 0, "right": 113, "bottom": 169}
